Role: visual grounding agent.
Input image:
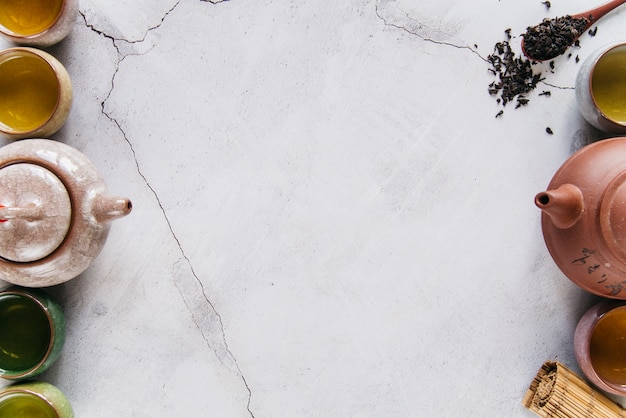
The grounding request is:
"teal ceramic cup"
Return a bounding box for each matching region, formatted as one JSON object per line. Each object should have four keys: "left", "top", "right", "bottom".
{"left": 0, "top": 381, "right": 73, "bottom": 417}
{"left": 0, "top": 287, "right": 65, "bottom": 380}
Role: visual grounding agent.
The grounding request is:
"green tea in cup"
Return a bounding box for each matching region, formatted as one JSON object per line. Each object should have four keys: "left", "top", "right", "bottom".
{"left": 576, "top": 42, "right": 626, "bottom": 133}
{"left": 0, "top": 288, "right": 65, "bottom": 380}
{"left": 0, "top": 382, "right": 73, "bottom": 418}
{"left": 0, "top": 0, "right": 78, "bottom": 46}
{"left": 0, "top": 0, "right": 63, "bottom": 37}
{"left": 0, "top": 47, "right": 72, "bottom": 140}
{"left": 0, "top": 391, "right": 57, "bottom": 418}
{"left": 591, "top": 44, "right": 626, "bottom": 124}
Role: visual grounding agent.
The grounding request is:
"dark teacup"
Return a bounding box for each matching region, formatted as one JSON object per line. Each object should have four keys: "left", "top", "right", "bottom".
{"left": 0, "top": 287, "right": 65, "bottom": 380}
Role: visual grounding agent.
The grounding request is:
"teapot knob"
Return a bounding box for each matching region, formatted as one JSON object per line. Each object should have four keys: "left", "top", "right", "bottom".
{"left": 535, "top": 183, "right": 584, "bottom": 229}
{"left": 0, "top": 204, "right": 43, "bottom": 222}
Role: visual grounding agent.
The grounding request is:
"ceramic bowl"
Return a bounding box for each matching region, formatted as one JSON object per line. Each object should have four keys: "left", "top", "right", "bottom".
{"left": 0, "top": 47, "right": 72, "bottom": 140}
{"left": 0, "top": 287, "right": 66, "bottom": 380}
{"left": 0, "top": 0, "right": 78, "bottom": 47}
{"left": 576, "top": 42, "right": 626, "bottom": 134}
{"left": 574, "top": 300, "right": 626, "bottom": 395}
{"left": 0, "top": 381, "right": 73, "bottom": 417}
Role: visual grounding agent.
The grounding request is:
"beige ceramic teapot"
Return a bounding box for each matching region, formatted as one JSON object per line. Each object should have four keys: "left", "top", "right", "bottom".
{"left": 535, "top": 137, "right": 626, "bottom": 299}
{"left": 0, "top": 139, "right": 131, "bottom": 287}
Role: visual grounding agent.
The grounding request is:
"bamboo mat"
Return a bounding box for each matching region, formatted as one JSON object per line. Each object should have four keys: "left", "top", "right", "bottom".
{"left": 523, "top": 361, "right": 626, "bottom": 418}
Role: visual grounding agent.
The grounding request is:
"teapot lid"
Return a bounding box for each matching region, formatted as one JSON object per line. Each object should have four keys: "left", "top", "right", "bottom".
{"left": 0, "top": 163, "right": 71, "bottom": 263}
{"left": 601, "top": 170, "right": 626, "bottom": 262}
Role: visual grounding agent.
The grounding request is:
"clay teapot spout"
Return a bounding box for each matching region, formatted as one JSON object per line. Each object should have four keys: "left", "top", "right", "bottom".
{"left": 535, "top": 184, "right": 584, "bottom": 229}
{"left": 92, "top": 195, "right": 132, "bottom": 223}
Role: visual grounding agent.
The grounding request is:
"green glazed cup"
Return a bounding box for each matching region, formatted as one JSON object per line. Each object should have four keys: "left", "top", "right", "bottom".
{"left": 0, "top": 381, "right": 73, "bottom": 417}
{"left": 0, "top": 287, "right": 66, "bottom": 380}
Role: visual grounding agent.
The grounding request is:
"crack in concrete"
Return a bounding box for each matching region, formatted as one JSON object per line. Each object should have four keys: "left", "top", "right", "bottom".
{"left": 80, "top": 3, "right": 254, "bottom": 417}
{"left": 81, "top": 0, "right": 183, "bottom": 45}
{"left": 374, "top": 3, "right": 486, "bottom": 62}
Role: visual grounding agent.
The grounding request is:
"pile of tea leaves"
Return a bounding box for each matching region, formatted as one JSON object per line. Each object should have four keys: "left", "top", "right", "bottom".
{"left": 487, "top": 34, "right": 543, "bottom": 111}
{"left": 522, "top": 15, "right": 589, "bottom": 61}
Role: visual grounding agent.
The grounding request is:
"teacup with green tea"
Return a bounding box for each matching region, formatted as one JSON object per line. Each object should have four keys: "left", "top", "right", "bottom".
{"left": 0, "top": 47, "right": 72, "bottom": 140}
{"left": 0, "top": 287, "right": 65, "bottom": 380}
{"left": 576, "top": 42, "right": 626, "bottom": 133}
{"left": 0, "top": 381, "right": 73, "bottom": 418}
{"left": 0, "top": 0, "right": 78, "bottom": 46}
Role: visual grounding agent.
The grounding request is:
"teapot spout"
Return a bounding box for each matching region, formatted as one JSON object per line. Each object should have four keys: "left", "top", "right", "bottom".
{"left": 93, "top": 195, "right": 132, "bottom": 223}
{"left": 535, "top": 184, "right": 584, "bottom": 229}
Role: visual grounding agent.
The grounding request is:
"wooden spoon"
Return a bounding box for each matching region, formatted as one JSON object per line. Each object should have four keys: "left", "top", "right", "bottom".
{"left": 521, "top": 0, "right": 626, "bottom": 61}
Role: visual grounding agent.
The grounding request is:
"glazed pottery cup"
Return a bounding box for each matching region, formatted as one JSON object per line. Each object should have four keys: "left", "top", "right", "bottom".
{"left": 0, "top": 0, "right": 78, "bottom": 46}
{"left": 574, "top": 300, "right": 626, "bottom": 395}
{"left": 0, "top": 47, "right": 72, "bottom": 140}
{"left": 576, "top": 42, "right": 626, "bottom": 134}
{"left": 0, "top": 381, "right": 73, "bottom": 417}
{"left": 0, "top": 287, "right": 65, "bottom": 380}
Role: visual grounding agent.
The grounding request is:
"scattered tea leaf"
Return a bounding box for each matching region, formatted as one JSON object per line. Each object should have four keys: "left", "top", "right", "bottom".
{"left": 487, "top": 39, "right": 544, "bottom": 107}
{"left": 516, "top": 96, "right": 530, "bottom": 108}
{"left": 546, "top": 127, "right": 553, "bottom": 134}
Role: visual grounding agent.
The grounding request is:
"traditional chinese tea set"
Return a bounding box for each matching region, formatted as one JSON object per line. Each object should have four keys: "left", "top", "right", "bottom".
{"left": 532, "top": 36, "right": 626, "bottom": 405}
{"left": 0, "top": 1, "right": 131, "bottom": 417}
{"left": 4, "top": 0, "right": 626, "bottom": 416}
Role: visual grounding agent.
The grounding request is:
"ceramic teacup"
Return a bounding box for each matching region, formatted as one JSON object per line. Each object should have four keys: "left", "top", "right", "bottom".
{"left": 0, "top": 287, "right": 65, "bottom": 380}
{"left": 574, "top": 300, "right": 626, "bottom": 395}
{"left": 0, "top": 47, "right": 72, "bottom": 140}
{"left": 0, "top": 381, "right": 73, "bottom": 417}
{"left": 0, "top": 0, "right": 78, "bottom": 46}
{"left": 576, "top": 42, "right": 626, "bottom": 134}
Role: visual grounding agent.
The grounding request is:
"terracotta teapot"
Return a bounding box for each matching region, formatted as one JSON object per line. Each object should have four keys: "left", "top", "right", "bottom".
{"left": 0, "top": 139, "right": 131, "bottom": 287}
{"left": 535, "top": 137, "right": 626, "bottom": 299}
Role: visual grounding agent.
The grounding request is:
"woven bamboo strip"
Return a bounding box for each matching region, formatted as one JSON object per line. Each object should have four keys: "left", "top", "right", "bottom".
{"left": 523, "top": 361, "right": 626, "bottom": 418}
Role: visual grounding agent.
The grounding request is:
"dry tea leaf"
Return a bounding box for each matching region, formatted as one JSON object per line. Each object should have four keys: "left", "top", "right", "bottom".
{"left": 487, "top": 37, "right": 544, "bottom": 112}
